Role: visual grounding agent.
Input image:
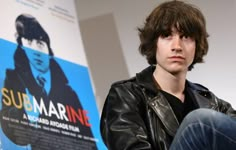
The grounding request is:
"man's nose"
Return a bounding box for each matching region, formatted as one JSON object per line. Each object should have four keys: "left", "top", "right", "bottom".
{"left": 171, "top": 36, "right": 182, "bottom": 52}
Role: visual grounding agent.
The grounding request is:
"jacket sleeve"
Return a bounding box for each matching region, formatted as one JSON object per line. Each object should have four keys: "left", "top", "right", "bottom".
{"left": 100, "top": 83, "right": 152, "bottom": 150}
{"left": 217, "top": 97, "right": 236, "bottom": 118}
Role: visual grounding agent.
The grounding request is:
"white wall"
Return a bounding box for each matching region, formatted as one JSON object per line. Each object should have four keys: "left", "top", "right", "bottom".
{"left": 76, "top": 0, "right": 236, "bottom": 111}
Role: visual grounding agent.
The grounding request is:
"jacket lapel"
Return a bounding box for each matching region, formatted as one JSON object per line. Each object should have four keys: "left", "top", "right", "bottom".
{"left": 146, "top": 92, "right": 179, "bottom": 136}
{"left": 187, "top": 82, "right": 218, "bottom": 110}
{"left": 136, "top": 66, "right": 179, "bottom": 136}
{"left": 191, "top": 90, "right": 218, "bottom": 110}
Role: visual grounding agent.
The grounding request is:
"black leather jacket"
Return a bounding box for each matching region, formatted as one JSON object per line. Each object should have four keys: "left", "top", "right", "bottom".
{"left": 100, "top": 66, "right": 236, "bottom": 150}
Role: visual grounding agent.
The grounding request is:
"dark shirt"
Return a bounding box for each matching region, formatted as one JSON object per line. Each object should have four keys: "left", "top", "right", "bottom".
{"left": 160, "top": 86, "right": 198, "bottom": 123}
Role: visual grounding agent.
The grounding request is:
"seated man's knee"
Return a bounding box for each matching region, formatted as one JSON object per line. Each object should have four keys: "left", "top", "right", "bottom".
{"left": 183, "top": 108, "right": 221, "bottom": 125}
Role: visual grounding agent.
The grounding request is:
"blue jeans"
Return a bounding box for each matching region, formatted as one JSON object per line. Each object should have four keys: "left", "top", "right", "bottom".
{"left": 170, "top": 108, "right": 236, "bottom": 150}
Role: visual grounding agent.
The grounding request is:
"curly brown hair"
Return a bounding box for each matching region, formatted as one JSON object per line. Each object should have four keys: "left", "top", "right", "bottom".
{"left": 138, "top": 0, "right": 209, "bottom": 70}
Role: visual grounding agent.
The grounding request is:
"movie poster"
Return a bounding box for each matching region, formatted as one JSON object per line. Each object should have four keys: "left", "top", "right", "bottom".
{"left": 0, "top": 0, "right": 106, "bottom": 149}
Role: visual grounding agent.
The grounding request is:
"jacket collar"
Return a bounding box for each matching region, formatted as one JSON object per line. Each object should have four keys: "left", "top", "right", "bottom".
{"left": 136, "top": 65, "right": 158, "bottom": 94}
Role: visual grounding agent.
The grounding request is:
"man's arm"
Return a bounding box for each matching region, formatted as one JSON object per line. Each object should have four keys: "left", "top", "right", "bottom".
{"left": 218, "top": 98, "right": 236, "bottom": 118}
{"left": 100, "top": 83, "right": 152, "bottom": 150}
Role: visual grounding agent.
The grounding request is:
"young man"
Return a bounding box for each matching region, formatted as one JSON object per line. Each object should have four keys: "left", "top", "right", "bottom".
{"left": 1, "top": 14, "right": 97, "bottom": 150}
{"left": 100, "top": 1, "right": 236, "bottom": 150}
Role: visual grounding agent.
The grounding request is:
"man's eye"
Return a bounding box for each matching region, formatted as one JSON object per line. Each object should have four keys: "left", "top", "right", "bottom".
{"left": 181, "top": 35, "right": 195, "bottom": 42}
{"left": 28, "top": 40, "right": 32, "bottom": 45}
{"left": 181, "top": 34, "right": 192, "bottom": 39}
{"left": 184, "top": 35, "right": 190, "bottom": 39}
{"left": 37, "top": 41, "right": 42, "bottom": 45}
{"left": 37, "top": 41, "right": 45, "bottom": 47}
{"left": 161, "top": 33, "right": 171, "bottom": 38}
{"left": 161, "top": 34, "right": 172, "bottom": 39}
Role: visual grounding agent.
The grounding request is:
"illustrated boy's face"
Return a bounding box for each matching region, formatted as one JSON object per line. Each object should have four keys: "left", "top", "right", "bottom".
{"left": 22, "top": 38, "right": 50, "bottom": 73}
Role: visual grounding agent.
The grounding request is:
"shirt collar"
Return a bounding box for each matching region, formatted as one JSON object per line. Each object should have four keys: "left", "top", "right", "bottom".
{"left": 29, "top": 63, "right": 51, "bottom": 94}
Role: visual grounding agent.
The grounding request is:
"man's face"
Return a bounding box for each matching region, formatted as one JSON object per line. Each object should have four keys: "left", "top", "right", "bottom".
{"left": 22, "top": 38, "right": 50, "bottom": 73}
{"left": 156, "top": 28, "right": 196, "bottom": 75}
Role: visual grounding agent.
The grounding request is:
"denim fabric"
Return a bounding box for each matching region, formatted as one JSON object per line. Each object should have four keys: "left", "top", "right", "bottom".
{"left": 170, "top": 108, "right": 236, "bottom": 150}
